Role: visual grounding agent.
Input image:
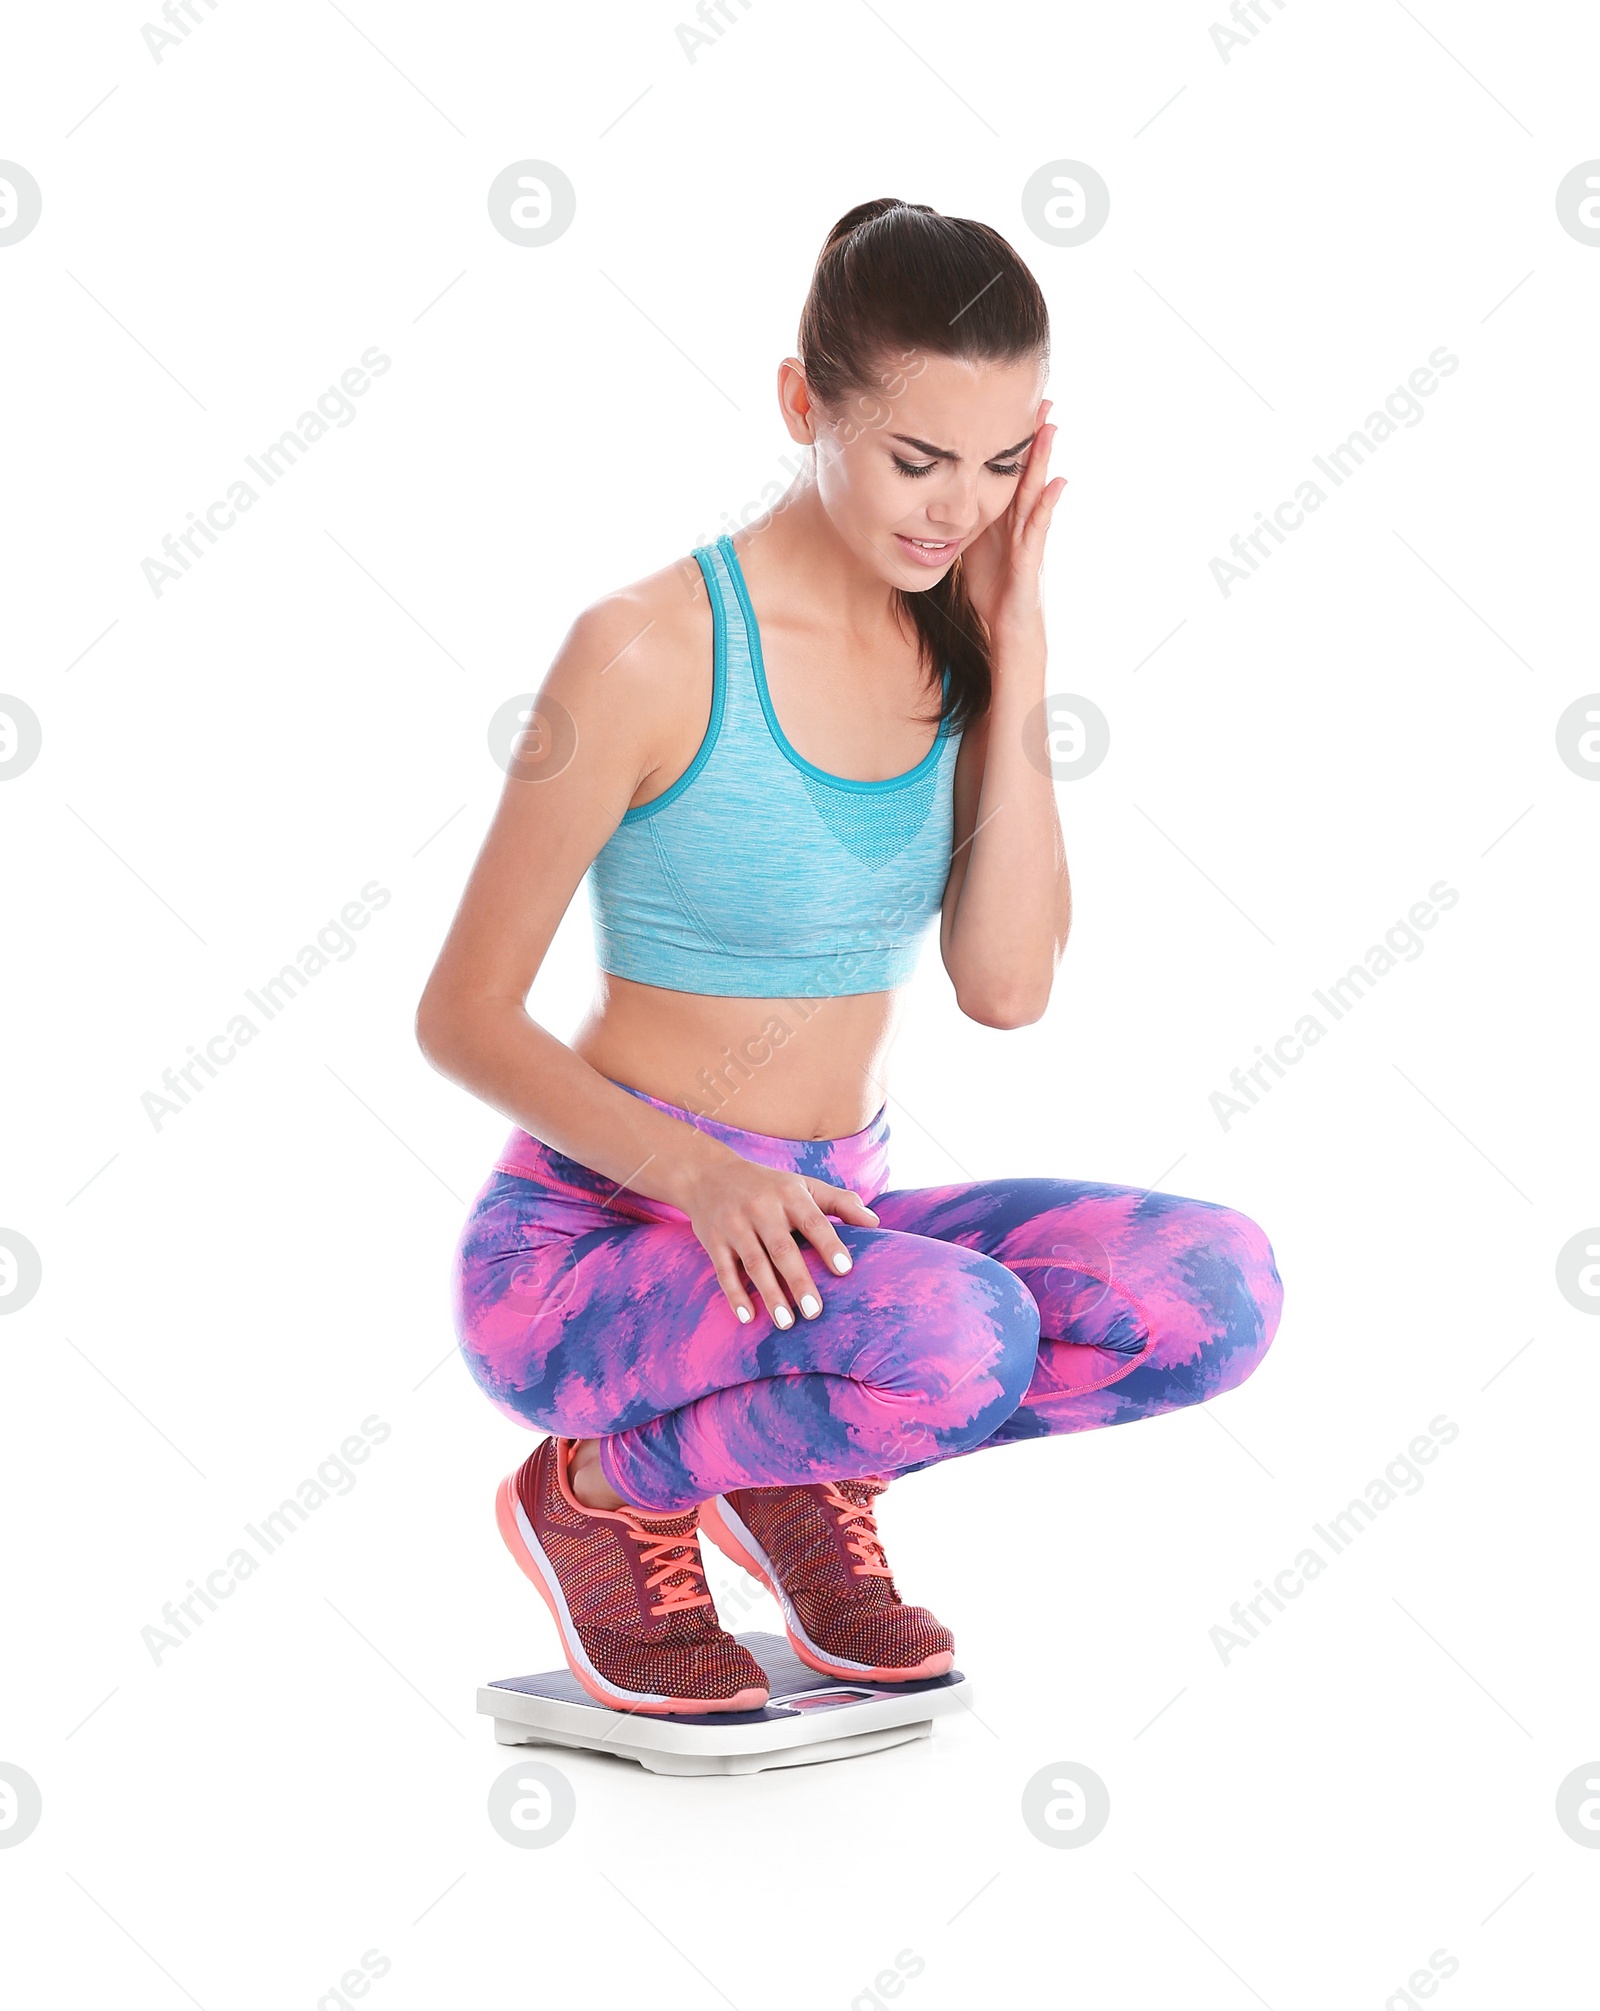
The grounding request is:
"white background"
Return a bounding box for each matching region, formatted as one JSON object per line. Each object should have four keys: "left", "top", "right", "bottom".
{"left": 3, "top": 0, "right": 1597, "bottom": 2004}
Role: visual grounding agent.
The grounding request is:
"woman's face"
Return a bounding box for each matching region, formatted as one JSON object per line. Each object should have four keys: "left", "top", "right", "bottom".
{"left": 786, "top": 348, "right": 1048, "bottom": 589}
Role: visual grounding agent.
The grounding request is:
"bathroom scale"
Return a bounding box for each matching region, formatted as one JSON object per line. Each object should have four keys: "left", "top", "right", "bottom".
{"left": 478, "top": 1629, "right": 969, "bottom": 1776}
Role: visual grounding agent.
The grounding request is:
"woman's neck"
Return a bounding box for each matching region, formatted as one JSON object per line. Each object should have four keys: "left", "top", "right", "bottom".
{"left": 733, "top": 472, "right": 904, "bottom": 645}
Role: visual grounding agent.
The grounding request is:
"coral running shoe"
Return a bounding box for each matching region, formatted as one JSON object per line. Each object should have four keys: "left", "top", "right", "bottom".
{"left": 496, "top": 1437, "right": 769, "bottom": 1715}
{"left": 701, "top": 1477, "right": 955, "bottom": 1683}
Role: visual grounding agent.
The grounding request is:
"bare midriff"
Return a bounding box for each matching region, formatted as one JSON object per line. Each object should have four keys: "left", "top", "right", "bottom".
{"left": 569, "top": 971, "right": 904, "bottom": 1142}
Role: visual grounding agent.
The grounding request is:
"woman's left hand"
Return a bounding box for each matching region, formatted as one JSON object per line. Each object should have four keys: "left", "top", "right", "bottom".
{"left": 957, "top": 398, "right": 1067, "bottom": 653}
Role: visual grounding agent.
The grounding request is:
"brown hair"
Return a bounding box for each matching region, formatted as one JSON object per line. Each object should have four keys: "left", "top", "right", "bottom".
{"left": 797, "top": 198, "right": 1051, "bottom": 731}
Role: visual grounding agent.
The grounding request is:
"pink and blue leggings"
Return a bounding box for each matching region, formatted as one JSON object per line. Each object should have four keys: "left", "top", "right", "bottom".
{"left": 451, "top": 1085, "right": 1285, "bottom": 1513}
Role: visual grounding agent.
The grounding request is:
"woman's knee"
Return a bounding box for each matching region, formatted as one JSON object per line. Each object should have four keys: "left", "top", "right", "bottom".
{"left": 852, "top": 1243, "right": 1040, "bottom": 1444}
{"left": 1190, "top": 1201, "right": 1284, "bottom": 1391}
{"left": 983, "top": 1257, "right": 1046, "bottom": 1407}
{"left": 923, "top": 1253, "right": 1042, "bottom": 1444}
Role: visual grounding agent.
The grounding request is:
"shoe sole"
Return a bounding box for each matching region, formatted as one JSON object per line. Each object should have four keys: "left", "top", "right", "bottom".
{"left": 495, "top": 1472, "right": 769, "bottom": 1717}
{"left": 699, "top": 1494, "right": 955, "bottom": 1684}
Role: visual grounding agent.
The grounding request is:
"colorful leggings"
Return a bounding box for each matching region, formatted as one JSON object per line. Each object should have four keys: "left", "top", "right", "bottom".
{"left": 452, "top": 1085, "right": 1285, "bottom": 1513}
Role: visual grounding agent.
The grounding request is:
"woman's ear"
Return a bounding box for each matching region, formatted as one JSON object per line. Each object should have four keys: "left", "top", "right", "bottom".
{"left": 776, "top": 357, "right": 818, "bottom": 446}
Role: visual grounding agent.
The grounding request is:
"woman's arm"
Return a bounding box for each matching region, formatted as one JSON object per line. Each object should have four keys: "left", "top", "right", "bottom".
{"left": 415, "top": 574, "right": 877, "bottom": 1326}
{"left": 414, "top": 588, "right": 737, "bottom": 1208}
{"left": 939, "top": 402, "right": 1072, "bottom": 1026}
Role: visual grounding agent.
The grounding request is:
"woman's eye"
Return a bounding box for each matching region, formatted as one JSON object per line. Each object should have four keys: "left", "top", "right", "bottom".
{"left": 892, "top": 454, "right": 1026, "bottom": 478}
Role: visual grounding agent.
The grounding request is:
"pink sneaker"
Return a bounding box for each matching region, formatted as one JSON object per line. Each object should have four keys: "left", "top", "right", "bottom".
{"left": 701, "top": 1477, "right": 955, "bottom": 1683}
{"left": 496, "top": 1437, "right": 769, "bottom": 1715}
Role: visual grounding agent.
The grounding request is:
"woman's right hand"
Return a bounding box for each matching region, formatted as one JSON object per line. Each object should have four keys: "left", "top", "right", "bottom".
{"left": 680, "top": 1151, "right": 879, "bottom": 1327}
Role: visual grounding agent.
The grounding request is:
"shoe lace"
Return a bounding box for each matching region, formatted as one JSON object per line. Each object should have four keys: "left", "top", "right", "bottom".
{"left": 618, "top": 1510, "right": 714, "bottom": 1616}
{"left": 821, "top": 1482, "right": 892, "bottom": 1578}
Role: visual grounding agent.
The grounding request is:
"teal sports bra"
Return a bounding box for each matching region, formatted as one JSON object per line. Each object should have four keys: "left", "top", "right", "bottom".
{"left": 585, "top": 535, "right": 964, "bottom": 1000}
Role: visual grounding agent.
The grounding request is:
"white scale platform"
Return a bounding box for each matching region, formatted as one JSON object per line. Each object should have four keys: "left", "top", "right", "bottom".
{"left": 478, "top": 1629, "right": 969, "bottom": 1776}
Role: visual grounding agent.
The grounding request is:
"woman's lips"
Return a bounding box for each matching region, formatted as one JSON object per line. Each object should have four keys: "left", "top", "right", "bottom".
{"left": 893, "top": 532, "right": 960, "bottom": 569}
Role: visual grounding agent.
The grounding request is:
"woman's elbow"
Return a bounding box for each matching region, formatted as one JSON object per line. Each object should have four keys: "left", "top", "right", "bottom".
{"left": 956, "top": 980, "right": 1052, "bottom": 1029}
{"left": 952, "top": 937, "right": 1065, "bottom": 1027}
{"left": 415, "top": 984, "right": 466, "bottom": 1071}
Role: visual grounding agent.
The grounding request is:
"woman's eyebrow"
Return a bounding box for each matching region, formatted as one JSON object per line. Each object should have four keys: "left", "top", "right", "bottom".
{"left": 888, "top": 430, "right": 1038, "bottom": 463}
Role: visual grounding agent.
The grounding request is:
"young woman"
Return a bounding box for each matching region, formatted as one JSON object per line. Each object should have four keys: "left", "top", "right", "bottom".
{"left": 418, "top": 198, "right": 1284, "bottom": 1717}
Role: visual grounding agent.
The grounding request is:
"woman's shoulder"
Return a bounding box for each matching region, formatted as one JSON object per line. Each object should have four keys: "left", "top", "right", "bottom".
{"left": 551, "top": 550, "right": 713, "bottom": 708}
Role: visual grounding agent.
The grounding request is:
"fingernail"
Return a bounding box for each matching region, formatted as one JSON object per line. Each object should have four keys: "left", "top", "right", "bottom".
{"left": 800, "top": 1293, "right": 820, "bottom": 1318}
{"left": 736, "top": 1305, "right": 752, "bottom": 1324}
{"left": 832, "top": 1251, "right": 852, "bottom": 1274}
{"left": 774, "top": 1304, "right": 794, "bottom": 1328}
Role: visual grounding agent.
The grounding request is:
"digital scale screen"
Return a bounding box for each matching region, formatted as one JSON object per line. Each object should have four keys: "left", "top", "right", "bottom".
{"left": 784, "top": 1688, "right": 878, "bottom": 1712}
